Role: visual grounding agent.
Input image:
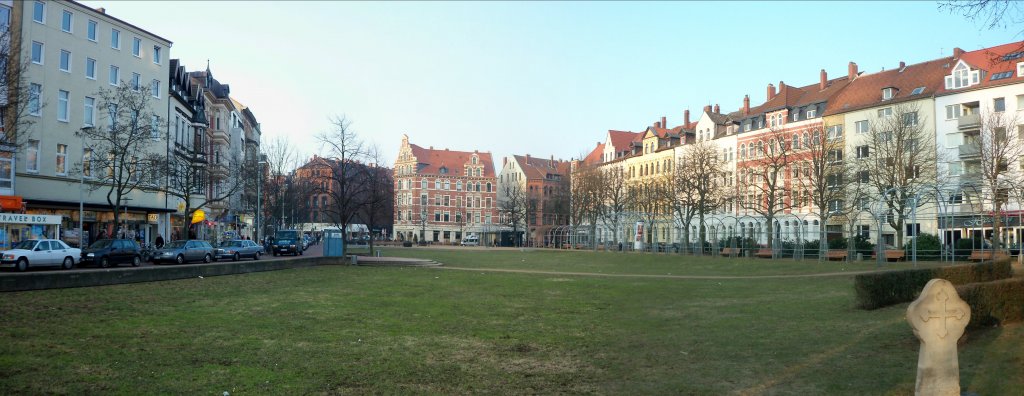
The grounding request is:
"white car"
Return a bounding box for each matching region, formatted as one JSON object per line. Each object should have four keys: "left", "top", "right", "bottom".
{"left": 0, "top": 239, "right": 81, "bottom": 272}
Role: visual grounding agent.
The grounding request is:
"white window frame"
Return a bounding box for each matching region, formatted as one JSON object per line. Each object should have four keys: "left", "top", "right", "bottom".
{"left": 855, "top": 120, "right": 869, "bottom": 134}
{"left": 153, "top": 46, "right": 161, "bottom": 64}
{"left": 132, "top": 37, "right": 141, "bottom": 57}
{"left": 87, "top": 20, "right": 97, "bottom": 41}
{"left": 945, "top": 104, "right": 961, "bottom": 120}
{"left": 26, "top": 140, "right": 39, "bottom": 173}
{"left": 59, "top": 49, "right": 71, "bottom": 72}
{"left": 877, "top": 107, "right": 892, "bottom": 118}
{"left": 83, "top": 96, "right": 95, "bottom": 127}
{"left": 806, "top": 109, "right": 816, "bottom": 118}
{"left": 31, "top": 41, "right": 43, "bottom": 64}
{"left": 32, "top": 1, "right": 45, "bottom": 24}
{"left": 882, "top": 88, "right": 893, "bottom": 100}
{"left": 60, "top": 9, "right": 72, "bottom": 33}
{"left": 57, "top": 90, "right": 69, "bottom": 122}
{"left": 994, "top": 97, "right": 1006, "bottom": 113}
{"left": 85, "top": 57, "right": 96, "bottom": 79}
{"left": 111, "top": 28, "right": 120, "bottom": 49}
{"left": 109, "top": 65, "right": 119, "bottom": 86}
{"left": 56, "top": 144, "right": 67, "bottom": 176}
{"left": 82, "top": 149, "right": 93, "bottom": 179}
{"left": 150, "top": 80, "right": 160, "bottom": 98}
{"left": 131, "top": 72, "right": 140, "bottom": 91}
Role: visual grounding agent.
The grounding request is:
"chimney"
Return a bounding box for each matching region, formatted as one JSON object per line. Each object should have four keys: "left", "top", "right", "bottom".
{"left": 704, "top": 105, "right": 712, "bottom": 113}
{"left": 654, "top": 121, "right": 662, "bottom": 129}
{"left": 503, "top": 157, "right": 507, "bottom": 166}
{"left": 96, "top": 7, "right": 106, "bottom": 14}
{"left": 820, "top": 69, "right": 827, "bottom": 90}
{"left": 684, "top": 109, "right": 690, "bottom": 125}
{"left": 848, "top": 62, "right": 858, "bottom": 80}
{"left": 954, "top": 47, "right": 964, "bottom": 58}
{"left": 526, "top": 154, "right": 531, "bottom": 164}
{"left": 899, "top": 61, "right": 906, "bottom": 70}
{"left": 661, "top": 116, "right": 667, "bottom": 128}
{"left": 743, "top": 95, "right": 750, "bottom": 115}
{"left": 713, "top": 104, "right": 720, "bottom": 114}
{"left": 767, "top": 83, "right": 776, "bottom": 101}
{"left": 429, "top": 146, "right": 434, "bottom": 150}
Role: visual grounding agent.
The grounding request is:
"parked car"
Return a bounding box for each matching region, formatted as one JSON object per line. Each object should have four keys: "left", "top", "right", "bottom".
{"left": 1, "top": 239, "right": 81, "bottom": 271}
{"left": 152, "top": 240, "right": 215, "bottom": 264}
{"left": 461, "top": 235, "right": 479, "bottom": 246}
{"left": 215, "top": 240, "right": 263, "bottom": 261}
{"left": 301, "top": 235, "right": 311, "bottom": 251}
{"left": 271, "top": 237, "right": 302, "bottom": 256}
{"left": 80, "top": 239, "right": 143, "bottom": 268}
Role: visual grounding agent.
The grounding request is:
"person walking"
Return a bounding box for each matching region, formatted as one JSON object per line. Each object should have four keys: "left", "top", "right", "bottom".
{"left": 154, "top": 234, "right": 165, "bottom": 249}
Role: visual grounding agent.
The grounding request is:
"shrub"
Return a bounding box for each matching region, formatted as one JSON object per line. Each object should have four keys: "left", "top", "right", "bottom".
{"left": 402, "top": 241, "right": 413, "bottom": 247}
{"left": 957, "top": 277, "right": 1024, "bottom": 328}
{"left": 903, "top": 233, "right": 941, "bottom": 260}
{"left": 853, "top": 259, "right": 1013, "bottom": 309}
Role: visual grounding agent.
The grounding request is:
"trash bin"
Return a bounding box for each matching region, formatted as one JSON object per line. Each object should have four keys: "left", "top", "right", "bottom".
{"left": 350, "top": 255, "right": 359, "bottom": 265}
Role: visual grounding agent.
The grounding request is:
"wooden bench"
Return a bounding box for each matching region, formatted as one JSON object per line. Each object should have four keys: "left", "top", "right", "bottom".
{"left": 884, "top": 250, "right": 905, "bottom": 262}
{"left": 967, "top": 250, "right": 1009, "bottom": 262}
{"left": 754, "top": 249, "right": 773, "bottom": 258}
{"left": 720, "top": 247, "right": 740, "bottom": 257}
{"left": 826, "top": 250, "right": 848, "bottom": 261}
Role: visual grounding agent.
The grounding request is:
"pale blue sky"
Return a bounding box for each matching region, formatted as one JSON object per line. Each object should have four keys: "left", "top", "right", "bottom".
{"left": 79, "top": 1, "right": 1017, "bottom": 167}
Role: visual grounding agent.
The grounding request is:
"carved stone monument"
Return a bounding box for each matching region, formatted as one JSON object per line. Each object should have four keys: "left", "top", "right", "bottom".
{"left": 906, "top": 279, "right": 971, "bottom": 396}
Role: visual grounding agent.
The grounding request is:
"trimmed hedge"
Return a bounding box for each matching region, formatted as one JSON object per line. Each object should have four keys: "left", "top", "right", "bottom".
{"left": 854, "top": 259, "right": 1013, "bottom": 309}
{"left": 956, "top": 277, "right": 1024, "bottom": 328}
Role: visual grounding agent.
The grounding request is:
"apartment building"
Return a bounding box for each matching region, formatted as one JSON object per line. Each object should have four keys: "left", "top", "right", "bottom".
{"left": 10, "top": 0, "right": 172, "bottom": 248}
{"left": 392, "top": 135, "right": 498, "bottom": 244}
{"left": 497, "top": 154, "right": 570, "bottom": 246}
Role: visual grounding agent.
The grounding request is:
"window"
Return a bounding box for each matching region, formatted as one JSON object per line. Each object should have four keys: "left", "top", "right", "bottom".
{"left": 806, "top": 108, "right": 816, "bottom": 118}
{"left": 826, "top": 125, "right": 842, "bottom": 140}
{"left": 109, "top": 65, "right": 119, "bottom": 85}
{"left": 792, "top": 111, "right": 799, "bottom": 121}
{"left": 132, "top": 37, "right": 141, "bottom": 57}
{"left": 855, "top": 120, "right": 869, "bottom": 134}
{"left": 856, "top": 145, "right": 869, "bottom": 159}
{"left": 131, "top": 73, "right": 140, "bottom": 90}
{"left": 31, "top": 41, "right": 43, "bottom": 64}
{"left": 877, "top": 107, "right": 892, "bottom": 118}
{"left": 945, "top": 104, "right": 961, "bottom": 120}
{"left": 56, "top": 90, "right": 69, "bottom": 122}
{"left": 83, "top": 96, "right": 95, "bottom": 126}
{"left": 903, "top": 111, "right": 918, "bottom": 127}
{"left": 82, "top": 149, "right": 93, "bottom": 178}
{"left": 858, "top": 170, "right": 869, "bottom": 183}
{"left": 994, "top": 97, "right": 1006, "bottom": 112}
{"left": 911, "top": 86, "right": 925, "bottom": 95}
{"left": 61, "top": 10, "right": 72, "bottom": 32}
{"left": 59, "top": 49, "right": 70, "bottom": 72}
{"left": 29, "top": 83, "right": 41, "bottom": 115}
{"left": 991, "top": 71, "right": 1013, "bottom": 81}
{"left": 150, "top": 80, "right": 160, "bottom": 98}
{"left": 1018, "top": 62, "right": 1024, "bottom": 77}
{"left": 32, "top": 1, "right": 44, "bottom": 24}
{"left": 87, "top": 20, "right": 97, "bottom": 41}
{"left": 85, "top": 57, "right": 96, "bottom": 79}
{"left": 153, "top": 46, "right": 161, "bottom": 64}
{"left": 26, "top": 140, "right": 39, "bottom": 172}
{"left": 151, "top": 115, "right": 160, "bottom": 139}
{"left": 56, "top": 144, "right": 67, "bottom": 175}
{"left": 111, "top": 28, "right": 120, "bottom": 49}
{"left": 882, "top": 87, "right": 894, "bottom": 100}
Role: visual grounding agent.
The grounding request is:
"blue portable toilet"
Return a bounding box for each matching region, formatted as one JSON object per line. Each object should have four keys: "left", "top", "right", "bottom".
{"left": 324, "top": 228, "right": 345, "bottom": 257}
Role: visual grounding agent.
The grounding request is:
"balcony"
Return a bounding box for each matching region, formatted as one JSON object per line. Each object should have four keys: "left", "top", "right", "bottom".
{"left": 210, "top": 127, "right": 229, "bottom": 145}
{"left": 958, "top": 113, "right": 981, "bottom": 130}
{"left": 958, "top": 144, "right": 980, "bottom": 159}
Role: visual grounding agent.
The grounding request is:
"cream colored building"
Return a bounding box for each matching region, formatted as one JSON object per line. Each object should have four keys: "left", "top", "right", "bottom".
{"left": 13, "top": 0, "right": 172, "bottom": 247}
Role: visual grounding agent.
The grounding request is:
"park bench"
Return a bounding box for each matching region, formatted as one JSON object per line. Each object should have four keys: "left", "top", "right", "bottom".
{"left": 826, "top": 250, "right": 848, "bottom": 261}
{"left": 720, "top": 247, "right": 740, "bottom": 257}
{"left": 884, "top": 250, "right": 906, "bottom": 262}
{"left": 967, "top": 250, "right": 1009, "bottom": 262}
{"left": 754, "top": 249, "right": 773, "bottom": 258}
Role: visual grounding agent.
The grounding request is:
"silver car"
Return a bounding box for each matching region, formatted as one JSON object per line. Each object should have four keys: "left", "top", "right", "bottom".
{"left": 215, "top": 240, "right": 263, "bottom": 261}
{"left": 152, "top": 240, "right": 214, "bottom": 264}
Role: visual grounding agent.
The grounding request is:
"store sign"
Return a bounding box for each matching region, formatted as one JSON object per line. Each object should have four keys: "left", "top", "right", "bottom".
{"left": 0, "top": 213, "right": 63, "bottom": 225}
{"left": 147, "top": 214, "right": 159, "bottom": 224}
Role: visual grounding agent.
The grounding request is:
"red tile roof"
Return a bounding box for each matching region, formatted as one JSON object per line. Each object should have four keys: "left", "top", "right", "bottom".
{"left": 408, "top": 144, "right": 495, "bottom": 178}
{"left": 582, "top": 143, "right": 604, "bottom": 165}
{"left": 826, "top": 56, "right": 954, "bottom": 115}
{"left": 608, "top": 130, "right": 643, "bottom": 152}
{"left": 745, "top": 75, "right": 853, "bottom": 116}
{"left": 937, "top": 41, "right": 1024, "bottom": 94}
{"left": 514, "top": 155, "right": 571, "bottom": 180}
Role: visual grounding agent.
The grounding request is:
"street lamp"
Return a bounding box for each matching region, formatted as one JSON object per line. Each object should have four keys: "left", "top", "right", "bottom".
{"left": 78, "top": 126, "right": 93, "bottom": 248}
{"left": 256, "top": 159, "right": 266, "bottom": 242}
{"left": 420, "top": 209, "right": 427, "bottom": 245}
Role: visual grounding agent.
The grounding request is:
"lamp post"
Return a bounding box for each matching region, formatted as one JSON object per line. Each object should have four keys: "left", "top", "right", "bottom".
{"left": 256, "top": 159, "right": 266, "bottom": 243}
{"left": 78, "top": 126, "right": 93, "bottom": 248}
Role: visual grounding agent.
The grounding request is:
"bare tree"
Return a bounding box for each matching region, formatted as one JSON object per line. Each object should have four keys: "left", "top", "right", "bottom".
{"left": 969, "top": 111, "right": 1023, "bottom": 250}
{"left": 570, "top": 165, "right": 602, "bottom": 249}
{"left": 738, "top": 127, "right": 793, "bottom": 252}
{"left": 864, "top": 103, "right": 938, "bottom": 248}
{"left": 358, "top": 145, "right": 394, "bottom": 252}
{"left": 663, "top": 158, "right": 698, "bottom": 250}
{"left": 261, "top": 136, "right": 296, "bottom": 232}
{"left": 162, "top": 144, "right": 249, "bottom": 239}
{"left": 1, "top": 25, "right": 40, "bottom": 149}
{"left": 800, "top": 122, "right": 854, "bottom": 258}
{"left": 315, "top": 115, "right": 371, "bottom": 242}
{"left": 499, "top": 180, "right": 528, "bottom": 247}
{"left": 76, "top": 84, "right": 164, "bottom": 235}
{"left": 939, "top": 1, "right": 1024, "bottom": 32}
{"left": 597, "top": 165, "right": 632, "bottom": 247}
{"left": 686, "top": 141, "right": 727, "bottom": 250}
{"left": 631, "top": 177, "right": 666, "bottom": 250}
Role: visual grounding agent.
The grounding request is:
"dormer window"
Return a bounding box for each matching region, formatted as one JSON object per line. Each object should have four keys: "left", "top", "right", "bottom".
{"left": 806, "top": 108, "right": 816, "bottom": 118}
{"left": 439, "top": 166, "right": 448, "bottom": 175}
{"left": 1018, "top": 62, "right": 1024, "bottom": 77}
{"left": 945, "top": 62, "right": 980, "bottom": 89}
{"left": 882, "top": 87, "right": 895, "bottom": 100}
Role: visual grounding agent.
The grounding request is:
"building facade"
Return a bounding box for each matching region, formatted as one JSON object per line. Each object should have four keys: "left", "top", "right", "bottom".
{"left": 497, "top": 154, "right": 570, "bottom": 246}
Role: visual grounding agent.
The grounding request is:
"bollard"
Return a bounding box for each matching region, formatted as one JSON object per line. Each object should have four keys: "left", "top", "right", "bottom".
{"left": 351, "top": 255, "right": 359, "bottom": 265}
{"left": 856, "top": 253, "right": 863, "bottom": 261}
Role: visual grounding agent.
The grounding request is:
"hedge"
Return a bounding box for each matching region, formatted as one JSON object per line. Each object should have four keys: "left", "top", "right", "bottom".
{"left": 956, "top": 277, "right": 1024, "bottom": 328}
{"left": 854, "top": 259, "right": 1013, "bottom": 310}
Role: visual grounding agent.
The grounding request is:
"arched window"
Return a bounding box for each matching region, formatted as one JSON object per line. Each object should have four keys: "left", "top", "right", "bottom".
{"left": 486, "top": 182, "right": 492, "bottom": 192}
{"left": 812, "top": 130, "right": 820, "bottom": 146}
{"left": 476, "top": 182, "right": 481, "bottom": 192}
{"left": 444, "top": 180, "right": 450, "bottom": 190}
{"left": 421, "top": 179, "right": 428, "bottom": 189}
{"left": 802, "top": 132, "right": 809, "bottom": 148}
{"left": 472, "top": 156, "right": 478, "bottom": 165}
{"left": 792, "top": 133, "right": 799, "bottom": 149}
{"left": 435, "top": 180, "right": 441, "bottom": 190}
{"left": 757, "top": 141, "right": 764, "bottom": 157}
{"left": 740, "top": 144, "right": 746, "bottom": 159}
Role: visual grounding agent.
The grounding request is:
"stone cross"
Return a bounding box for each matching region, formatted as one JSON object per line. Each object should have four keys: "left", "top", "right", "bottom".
{"left": 906, "top": 279, "right": 971, "bottom": 396}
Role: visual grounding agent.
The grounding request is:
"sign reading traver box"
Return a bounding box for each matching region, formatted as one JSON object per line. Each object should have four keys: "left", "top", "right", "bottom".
{"left": 0, "top": 213, "right": 63, "bottom": 225}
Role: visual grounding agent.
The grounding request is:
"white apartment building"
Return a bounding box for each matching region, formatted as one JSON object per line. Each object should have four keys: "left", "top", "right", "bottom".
{"left": 10, "top": 0, "right": 172, "bottom": 248}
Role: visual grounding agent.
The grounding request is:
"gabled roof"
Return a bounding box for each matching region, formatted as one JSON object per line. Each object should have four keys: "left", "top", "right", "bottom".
{"left": 937, "top": 41, "right": 1024, "bottom": 95}
{"left": 607, "top": 130, "right": 642, "bottom": 152}
{"left": 513, "top": 155, "right": 570, "bottom": 180}
{"left": 745, "top": 75, "right": 853, "bottom": 117}
{"left": 408, "top": 144, "right": 495, "bottom": 178}
{"left": 826, "top": 56, "right": 954, "bottom": 115}
{"left": 582, "top": 143, "right": 604, "bottom": 166}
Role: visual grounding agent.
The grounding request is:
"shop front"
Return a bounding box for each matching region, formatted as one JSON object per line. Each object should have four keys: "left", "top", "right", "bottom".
{"left": 0, "top": 213, "right": 63, "bottom": 250}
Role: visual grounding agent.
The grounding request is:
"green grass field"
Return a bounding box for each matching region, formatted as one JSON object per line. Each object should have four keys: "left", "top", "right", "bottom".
{"left": 0, "top": 249, "right": 1020, "bottom": 394}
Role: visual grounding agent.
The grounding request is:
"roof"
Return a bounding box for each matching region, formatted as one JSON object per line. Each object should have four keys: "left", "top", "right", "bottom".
{"left": 826, "top": 56, "right": 954, "bottom": 115}
{"left": 607, "top": 130, "right": 642, "bottom": 151}
{"left": 744, "top": 75, "right": 853, "bottom": 118}
{"left": 937, "top": 41, "right": 1024, "bottom": 95}
{"left": 408, "top": 144, "right": 496, "bottom": 178}
{"left": 67, "top": 1, "right": 173, "bottom": 45}
{"left": 513, "top": 155, "right": 571, "bottom": 180}
{"left": 582, "top": 143, "right": 604, "bottom": 166}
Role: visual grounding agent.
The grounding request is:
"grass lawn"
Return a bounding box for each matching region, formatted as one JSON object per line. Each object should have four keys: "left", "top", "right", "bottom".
{"left": 0, "top": 249, "right": 1020, "bottom": 394}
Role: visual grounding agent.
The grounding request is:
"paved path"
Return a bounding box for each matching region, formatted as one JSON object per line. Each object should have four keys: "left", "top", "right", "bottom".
{"left": 436, "top": 266, "right": 882, "bottom": 280}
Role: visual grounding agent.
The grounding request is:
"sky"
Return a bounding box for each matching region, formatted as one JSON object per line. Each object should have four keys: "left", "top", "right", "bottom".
{"left": 78, "top": 1, "right": 1018, "bottom": 169}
